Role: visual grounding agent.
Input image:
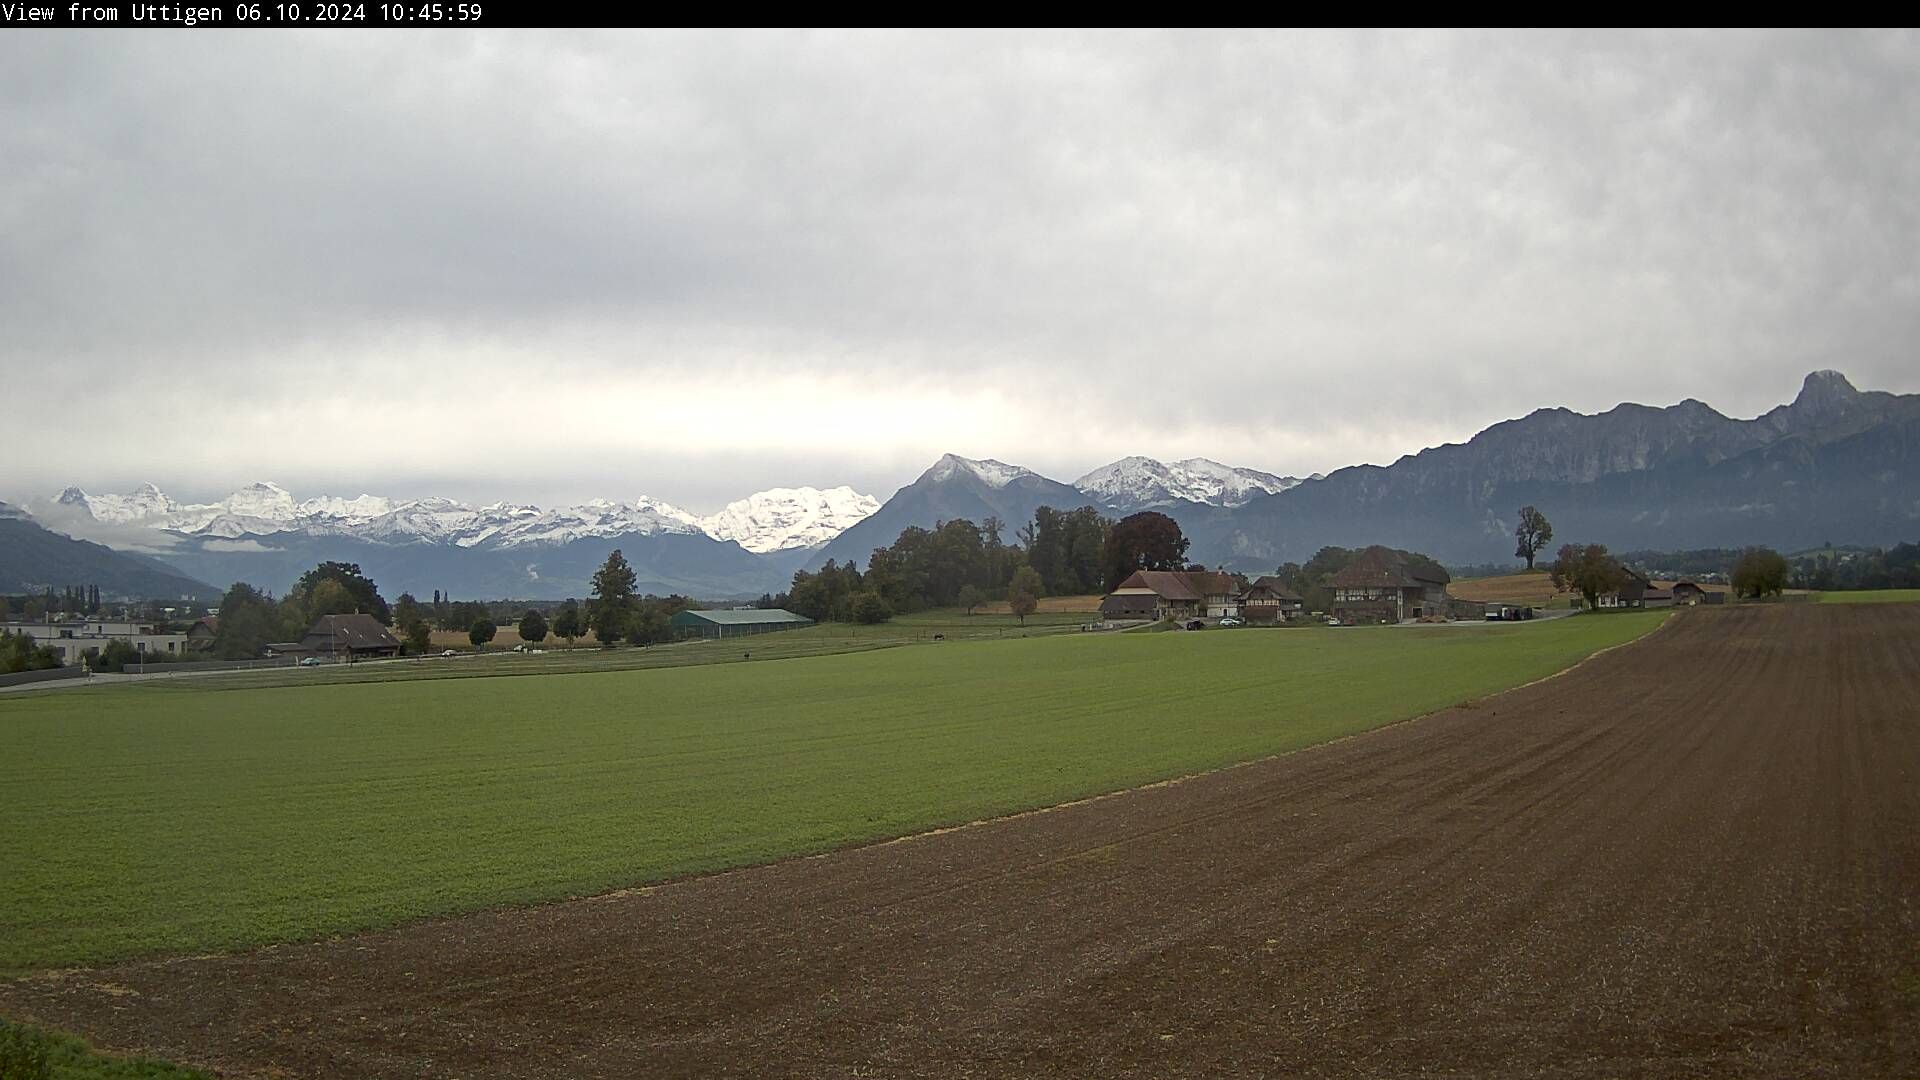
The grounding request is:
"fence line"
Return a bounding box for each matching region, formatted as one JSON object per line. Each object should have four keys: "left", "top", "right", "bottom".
{"left": 0, "top": 667, "right": 87, "bottom": 688}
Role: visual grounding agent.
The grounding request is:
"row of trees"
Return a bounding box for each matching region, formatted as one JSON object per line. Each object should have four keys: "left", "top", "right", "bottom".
{"left": 1788, "top": 542, "right": 1920, "bottom": 591}
{"left": 778, "top": 509, "right": 1198, "bottom": 625}
{"left": 1547, "top": 542, "right": 1792, "bottom": 607}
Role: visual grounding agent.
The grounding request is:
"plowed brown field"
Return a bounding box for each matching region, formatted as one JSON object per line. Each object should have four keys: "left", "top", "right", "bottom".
{"left": 5, "top": 604, "right": 1917, "bottom": 1078}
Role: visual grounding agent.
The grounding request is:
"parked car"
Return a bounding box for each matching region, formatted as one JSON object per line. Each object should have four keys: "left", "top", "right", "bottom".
{"left": 1184, "top": 620, "right": 1207, "bottom": 631}
{"left": 441, "top": 649, "right": 457, "bottom": 657}
{"left": 1218, "top": 616, "right": 1245, "bottom": 627}
{"left": 298, "top": 657, "right": 322, "bottom": 667}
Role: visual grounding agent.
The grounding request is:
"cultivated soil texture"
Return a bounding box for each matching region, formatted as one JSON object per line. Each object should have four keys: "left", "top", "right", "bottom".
{"left": 5, "top": 603, "right": 1917, "bottom": 1078}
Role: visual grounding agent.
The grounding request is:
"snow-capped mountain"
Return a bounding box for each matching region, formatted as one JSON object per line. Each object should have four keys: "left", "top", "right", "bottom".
{"left": 36, "top": 481, "right": 876, "bottom": 555}
{"left": 1074, "top": 456, "right": 1315, "bottom": 510}
{"left": 921, "top": 454, "right": 1036, "bottom": 489}
{"left": 699, "top": 486, "right": 882, "bottom": 554}
{"left": 808, "top": 453, "right": 1094, "bottom": 570}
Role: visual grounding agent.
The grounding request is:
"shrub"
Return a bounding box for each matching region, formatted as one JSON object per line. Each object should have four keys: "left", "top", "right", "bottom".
{"left": 0, "top": 1020, "right": 51, "bottom": 1080}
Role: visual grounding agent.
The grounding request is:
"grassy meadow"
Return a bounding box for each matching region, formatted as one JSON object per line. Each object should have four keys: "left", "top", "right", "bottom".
{"left": 0, "top": 610, "right": 1664, "bottom": 973}
{"left": 1814, "top": 588, "right": 1920, "bottom": 604}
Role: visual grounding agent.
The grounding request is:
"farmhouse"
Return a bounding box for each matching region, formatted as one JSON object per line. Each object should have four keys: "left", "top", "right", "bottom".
{"left": 1599, "top": 567, "right": 1674, "bottom": 609}
{"left": 273, "top": 613, "right": 403, "bottom": 660}
{"left": 1099, "top": 570, "right": 1240, "bottom": 622}
{"left": 1328, "top": 547, "right": 1450, "bottom": 624}
{"left": 1237, "top": 576, "right": 1305, "bottom": 623}
{"left": 1671, "top": 581, "right": 1724, "bottom": 606}
{"left": 669, "top": 607, "right": 814, "bottom": 639}
{"left": 187, "top": 615, "right": 218, "bottom": 652}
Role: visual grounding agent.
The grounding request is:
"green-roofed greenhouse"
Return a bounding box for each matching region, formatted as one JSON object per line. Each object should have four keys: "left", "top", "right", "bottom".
{"left": 668, "top": 607, "right": 816, "bottom": 639}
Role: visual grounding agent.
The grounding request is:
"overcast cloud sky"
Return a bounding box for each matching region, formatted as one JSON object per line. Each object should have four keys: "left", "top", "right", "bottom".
{"left": 3, "top": 29, "right": 1917, "bottom": 513}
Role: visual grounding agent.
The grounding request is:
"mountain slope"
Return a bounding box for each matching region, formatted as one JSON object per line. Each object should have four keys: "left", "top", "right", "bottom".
{"left": 810, "top": 455, "right": 1094, "bottom": 569}
{"left": 1206, "top": 371, "right": 1920, "bottom": 567}
{"left": 1075, "top": 456, "right": 1311, "bottom": 511}
{"left": 0, "top": 506, "right": 219, "bottom": 600}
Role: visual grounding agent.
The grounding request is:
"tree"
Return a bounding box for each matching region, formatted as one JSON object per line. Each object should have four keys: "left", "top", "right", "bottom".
{"left": 518, "top": 609, "right": 549, "bottom": 646}
{"left": 957, "top": 584, "right": 986, "bottom": 615}
{"left": 468, "top": 618, "right": 497, "bottom": 651}
{"left": 1105, "top": 512, "right": 1189, "bottom": 591}
{"left": 850, "top": 590, "right": 893, "bottom": 625}
{"left": 552, "top": 601, "right": 584, "bottom": 647}
{"left": 393, "top": 592, "right": 425, "bottom": 629}
{"left": 1549, "top": 543, "right": 1627, "bottom": 611}
{"left": 212, "top": 581, "right": 299, "bottom": 660}
{"left": 404, "top": 619, "right": 433, "bottom": 655}
{"left": 592, "top": 604, "right": 627, "bottom": 646}
{"left": 1514, "top": 506, "right": 1554, "bottom": 570}
{"left": 1008, "top": 566, "right": 1042, "bottom": 625}
{"left": 1028, "top": 505, "right": 1110, "bottom": 596}
{"left": 591, "top": 550, "right": 638, "bottom": 645}
{"left": 1732, "top": 547, "right": 1789, "bottom": 599}
{"left": 290, "top": 562, "right": 390, "bottom": 624}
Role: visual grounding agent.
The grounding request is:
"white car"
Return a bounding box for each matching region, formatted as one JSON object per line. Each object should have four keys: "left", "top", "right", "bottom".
{"left": 442, "top": 649, "right": 457, "bottom": 657}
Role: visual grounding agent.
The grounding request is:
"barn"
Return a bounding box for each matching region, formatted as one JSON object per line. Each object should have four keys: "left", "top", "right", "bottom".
{"left": 669, "top": 608, "right": 815, "bottom": 640}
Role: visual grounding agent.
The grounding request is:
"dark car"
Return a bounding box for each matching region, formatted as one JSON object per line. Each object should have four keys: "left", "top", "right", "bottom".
{"left": 1185, "top": 620, "right": 1207, "bottom": 631}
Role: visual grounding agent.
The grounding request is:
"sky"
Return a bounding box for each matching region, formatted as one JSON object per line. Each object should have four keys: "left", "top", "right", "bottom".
{"left": 3, "top": 29, "right": 1917, "bottom": 514}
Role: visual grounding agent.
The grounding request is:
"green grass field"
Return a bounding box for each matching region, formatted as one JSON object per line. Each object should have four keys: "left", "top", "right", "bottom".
{"left": 1816, "top": 588, "right": 1920, "bottom": 604}
{"left": 0, "top": 611, "right": 1664, "bottom": 973}
{"left": 117, "top": 610, "right": 1092, "bottom": 692}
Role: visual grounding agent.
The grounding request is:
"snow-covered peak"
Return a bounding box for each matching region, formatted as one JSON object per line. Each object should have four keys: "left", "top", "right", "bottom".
{"left": 1075, "top": 456, "right": 1309, "bottom": 509}
{"left": 38, "top": 480, "right": 864, "bottom": 553}
{"left": 700, "top": 486, "right": 882, "bottom": 553}
{"left": 223, "top": 482, "right": 298, "bottom": 522}
{"left": 478, "top": 497, "right": 703, "bottom": 549}
{"left": 54, "top": 482, "right": 178, "bottom": 524}
{"left": 296, "top": 493, "right": 396, "bottom": 523}
{"left": 923, "top": 454, "right": 1035, "bottom": 489}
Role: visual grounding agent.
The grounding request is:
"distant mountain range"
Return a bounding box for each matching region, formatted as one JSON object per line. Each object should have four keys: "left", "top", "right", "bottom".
{"left": 9, "top": 371, "right": 1916, "bottom": 600}
{"left": 0, "top": 502, "right": 218, "bottom": 601}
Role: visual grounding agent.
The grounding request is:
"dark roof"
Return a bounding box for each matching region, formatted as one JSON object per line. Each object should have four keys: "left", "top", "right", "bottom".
{"left": 300, "top": 613, "right": 400, "bottom": 650}
{"left": 1099, "top": 593, "right": 1156, "bottom": 616}
{"left": 1329, "top": 546, "right": 1450, "bottom": 589}
{"left": 1240, "top": 576, "right": 1303, "bottom": 602}
{"left": 669, "top": 608, "right": 813, "bottom": 627}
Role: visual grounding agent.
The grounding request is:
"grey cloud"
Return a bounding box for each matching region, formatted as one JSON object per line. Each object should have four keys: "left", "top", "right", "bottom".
{"left": 2, "top": 29, "right": 1916, "bottom": 507}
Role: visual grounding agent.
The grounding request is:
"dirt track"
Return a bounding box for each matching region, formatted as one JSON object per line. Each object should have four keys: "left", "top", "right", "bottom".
{"left": 5, "top": 604, "right": 1917, "bottom": 1078}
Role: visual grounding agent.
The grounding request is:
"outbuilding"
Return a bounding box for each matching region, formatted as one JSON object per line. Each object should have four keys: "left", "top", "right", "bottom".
{"left": 669, "top": 608, "right": 815, "bottom": 639}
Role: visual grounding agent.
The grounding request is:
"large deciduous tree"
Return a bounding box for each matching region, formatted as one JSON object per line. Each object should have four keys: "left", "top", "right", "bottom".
{"left": 1549, "top": 543, "right": 1627, "bottom": 611}
{"left": 468, "top": 618, "right": 497, "bottom": 651}
{"left": 1008, "top": 566, "right": 1042, "bottom": 625}
{"left": 1514, "top": 506, "right": 1554, "bottom": 570}
{"left": 1104, "top": 511, "right": 1190, "bottom": 591}
{"left": 552, "top": 600, "right": 585, "bottom": 647}
{"left": 518, "top": 609, "right": 549, "bottom": 646}
{"left": 1732, "top": 547, "right": 1789, "bottom": 599}
{"left": 290, "top": 561, "right": 390, "bottom": 625}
